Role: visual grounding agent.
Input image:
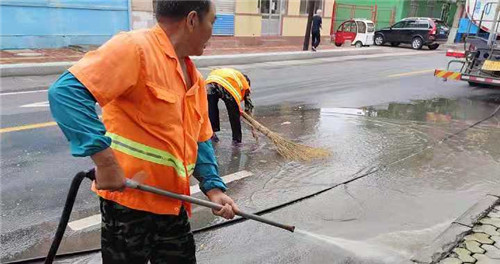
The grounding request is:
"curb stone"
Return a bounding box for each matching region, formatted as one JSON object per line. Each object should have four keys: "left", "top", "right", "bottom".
{"left": 411, "top": 195, "right": 500, "bottom": 264}
{"left": 0, "top": 47, "right": 386, "bottom": 77}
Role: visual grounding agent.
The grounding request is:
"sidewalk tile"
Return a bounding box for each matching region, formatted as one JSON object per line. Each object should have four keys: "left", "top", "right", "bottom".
{"left": 453, "top": 247, "right": 476, "bottom": 262}
{"left": 474, "top": 225, "right": 500, "bottom": 237}
{"left": 465, "top": 233, "right": 495, "bottom": 245}
{"left": 473, "top": 253, "right": 500, "bottom": 264}
{"left": 465, "top": 240, "right": 487, "bottom": 254}
{"left": 440, "top": 257, "right": 464, "bottom": 264}
{"left": 482, "top": 244, "right": 500, "bottom": 259}
{"left": 480, "top": 218, "right": 500, "bottom": 229}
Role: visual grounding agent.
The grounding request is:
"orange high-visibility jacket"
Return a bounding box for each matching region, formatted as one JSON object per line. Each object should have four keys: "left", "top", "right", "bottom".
{"left": 69, "top": 25, "right": 213, "bottom": 216}
{"left": 205, "top": 68, "right": 251, "bottom": 112}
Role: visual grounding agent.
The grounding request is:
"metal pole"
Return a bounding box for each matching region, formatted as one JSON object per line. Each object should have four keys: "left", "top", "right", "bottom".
{"left": 125, "top": 179, "right": 296, "bottom": 232}
{"left": 303, "top": 0, "right": 316, "bottom": 51}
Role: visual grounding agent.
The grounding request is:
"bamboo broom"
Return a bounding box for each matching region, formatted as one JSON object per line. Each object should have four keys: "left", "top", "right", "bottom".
{"left": 241, "top": 112, "right": 330, "bottom": 161}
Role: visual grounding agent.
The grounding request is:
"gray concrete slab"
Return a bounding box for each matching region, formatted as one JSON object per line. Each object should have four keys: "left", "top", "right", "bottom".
{"left": 3, "top": 50, "right": 500, "bottom": 263}
{"left": 454, "top": 195, "right": 500, "bottom": 228}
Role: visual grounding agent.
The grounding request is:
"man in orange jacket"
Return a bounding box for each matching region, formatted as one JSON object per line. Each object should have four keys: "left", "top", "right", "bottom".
{"left": 206, "top": 68, "right": 256, "bottom": 144}
{"left": 48, "top": 1, "right": 238, "bottom": 263}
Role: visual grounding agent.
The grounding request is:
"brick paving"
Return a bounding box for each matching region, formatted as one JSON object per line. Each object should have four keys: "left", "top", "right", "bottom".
{"left": 439, "top": 205, "right": 500, "bottom": 264}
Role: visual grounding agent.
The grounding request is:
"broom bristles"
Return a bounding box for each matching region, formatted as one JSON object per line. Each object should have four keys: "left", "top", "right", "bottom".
{"left": 241, "top": 112, "right": 330, "bottom": 161}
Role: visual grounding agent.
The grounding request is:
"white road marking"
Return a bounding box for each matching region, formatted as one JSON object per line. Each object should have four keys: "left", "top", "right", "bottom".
{"left": 68, "top": 170, "right": 254, "bottom": 231}
{"left": 20, "top": 101, "right": 49, "bottom": 108}
{"left": 0, "top": 90, "right": 48, "bottom": 96}
{"left": 68, "top": 214, "right": 101, "bottom": 231}
{"left": 189, "top": 170, "right": 253, "bottom": 194}
{"left": 321, "top": 108, "right": 366, "bottom": 116}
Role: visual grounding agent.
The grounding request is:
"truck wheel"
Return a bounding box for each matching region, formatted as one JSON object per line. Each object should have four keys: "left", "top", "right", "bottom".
{"left": 412, "top": 37, "right": 423, "bottom": 50}
{"left": 468, "top": 81, "right": 479, "bottom": 87}
{"left": 355, "top": 41, "right": 363, "bottom": 48}
{"left": 335, "top": 42, "right": 342, "bottom": 47}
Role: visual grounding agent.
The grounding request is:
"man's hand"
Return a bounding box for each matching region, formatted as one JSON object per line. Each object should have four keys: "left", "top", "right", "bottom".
{"left": 91, "top": 148, "right": 126, "bottom": 191}
{"left": 206, "top": 189, "right": 239, "bottom": 219}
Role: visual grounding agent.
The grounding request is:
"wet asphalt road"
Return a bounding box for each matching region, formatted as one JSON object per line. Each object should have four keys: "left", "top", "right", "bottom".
{"left": 2, "top": 47, "right": 500, "bottom": 263}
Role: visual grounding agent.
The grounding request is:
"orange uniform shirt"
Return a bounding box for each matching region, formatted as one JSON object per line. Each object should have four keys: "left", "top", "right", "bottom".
{"left": 69, "top": 24, "right": 212, "bottom": 215}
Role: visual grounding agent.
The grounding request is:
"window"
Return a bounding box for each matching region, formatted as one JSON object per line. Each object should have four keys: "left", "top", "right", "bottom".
{"left": 413, "top": 20, "right": 430, "bottom": 28}
{"left": 260, "top": 0, "right": 270, "bottom": 14}
{"left": 260, "top": 0, "right": 285, "bottom": 15}
{"left": 404, "top": 20, "right": 417, "bottom": 28}
{"left": 367, "top": 23, "right": 375, "bottom": 32}
{"left": 300, "top": 0, "right": 323, "bottom": 15}
{"left": 344, "top": 21, "right": 357, "bottom": 33}
{"left": 356, "top": 21, "right": 366, "bottom": 33}
{"left": 391, "top": 21, "right": 406, "bottom": 29}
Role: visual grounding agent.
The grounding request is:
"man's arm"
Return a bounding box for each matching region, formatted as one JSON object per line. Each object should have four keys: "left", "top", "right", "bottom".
{"left": 193, "top": 140, "right": 239, "bottom": 219}
{"left": 193, "top": 140, "right": 227, "bottom": 194}
{"left": 48, "top": 71, "right": 125, "bottom": 190}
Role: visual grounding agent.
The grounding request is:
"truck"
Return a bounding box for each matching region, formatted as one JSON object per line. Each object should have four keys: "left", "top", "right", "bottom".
{"left": 435, "top": 0, "right": 500, "bottom": 87}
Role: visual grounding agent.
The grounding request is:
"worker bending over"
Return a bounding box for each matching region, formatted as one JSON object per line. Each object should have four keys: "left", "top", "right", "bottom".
{"left": 206, "top": 68, "right": 256, "bottom": 144}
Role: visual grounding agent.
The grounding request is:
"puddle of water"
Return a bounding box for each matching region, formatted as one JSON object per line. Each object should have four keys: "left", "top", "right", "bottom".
{"left": 7, "top": 95, "right": 500, "bottom": 263}
{"left": 294, "top": 228, "right": 408, "bottom": 263}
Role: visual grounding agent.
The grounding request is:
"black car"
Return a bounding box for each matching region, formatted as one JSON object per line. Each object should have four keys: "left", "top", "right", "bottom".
{"left": 374, "top": 18, "right": 449, "bottom": 50}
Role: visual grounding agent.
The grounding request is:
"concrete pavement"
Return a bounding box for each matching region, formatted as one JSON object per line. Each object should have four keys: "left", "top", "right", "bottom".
{"left": 3, "top": 49, "right": 500, "bottom": 263}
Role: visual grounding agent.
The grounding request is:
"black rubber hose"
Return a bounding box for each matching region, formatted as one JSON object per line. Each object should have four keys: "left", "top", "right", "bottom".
{"left": 44, "top": 169, "right": 96, "bottom": 264}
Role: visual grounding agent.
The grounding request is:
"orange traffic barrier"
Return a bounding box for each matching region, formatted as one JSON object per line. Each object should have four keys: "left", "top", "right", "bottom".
{"left": 434, "top": 69, "right": 462, "bottom": 80}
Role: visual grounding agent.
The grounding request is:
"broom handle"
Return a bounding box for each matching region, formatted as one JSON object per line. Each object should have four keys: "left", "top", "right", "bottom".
{"left": 241, "top": 112, "right": 274, "bottom": 137}
{"left": 125, "top": 179, "right": 295, "bottom": 232}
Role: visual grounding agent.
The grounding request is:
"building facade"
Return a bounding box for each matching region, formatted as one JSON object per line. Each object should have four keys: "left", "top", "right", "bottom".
{"left": 1, "top": 0, "right": 131, "bottom": 49}
{"left": 0, "top": 0, "right": 459, "bottom": 49}
{"left": 235, "top": 0, "right": 334, "bottom": 37}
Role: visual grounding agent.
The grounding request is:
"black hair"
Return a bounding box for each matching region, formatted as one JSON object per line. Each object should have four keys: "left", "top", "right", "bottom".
{"left": 154, "top": 0, "right": 212, "bottom": 21}
{"left": 243, "top": 74, "right": 251, "bottom": 87}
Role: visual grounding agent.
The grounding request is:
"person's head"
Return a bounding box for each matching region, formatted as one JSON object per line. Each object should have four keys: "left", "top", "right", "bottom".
{"left": 243, "top": 74, "right": 251, "bottom": 87}
{"left": 316, "top": 9, "right": 322, "bottom": 16}
{"left": 155, "top": 0, "right": 216, "bottom": 56}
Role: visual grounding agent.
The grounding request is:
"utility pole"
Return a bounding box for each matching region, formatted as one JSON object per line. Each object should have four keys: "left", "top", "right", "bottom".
{"left": 303, "top": 0, "right": 317, "bottom": 51}
{"left": 447, "top": 0, "right": 465, "bottom": 44}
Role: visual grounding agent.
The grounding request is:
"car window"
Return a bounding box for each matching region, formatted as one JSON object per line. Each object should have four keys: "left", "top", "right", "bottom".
{"left": 367, "top": 23, "right": 375, "bottom": 32}
{"left": 338, "top": 23, "right": 344, "bottom": 32}
{"left": 356, "top": 21, "right": 366, "bottom": 33}
{"left": 392, "top": 21, "right": 406, "bottom": 29}
{"left": 344, "top": 21, "right": 356, "bottom": 33}
{"left": 416, "top": 20, "right": 430, "bottom": 28}
{"left": 404, "top": 20, "right": 417, "bottom": 28}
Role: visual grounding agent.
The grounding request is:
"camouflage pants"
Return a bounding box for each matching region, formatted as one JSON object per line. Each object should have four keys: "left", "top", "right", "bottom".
{"left": 100, "top": 198, "right": 196, "bottom": 264}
